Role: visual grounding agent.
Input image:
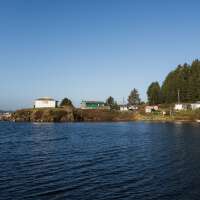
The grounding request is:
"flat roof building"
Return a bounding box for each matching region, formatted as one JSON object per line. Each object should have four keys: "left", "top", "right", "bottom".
{"left": 81, "top": 101, "right": 110, "bottom": 110}
{"left": 34, "top": 97, "right": 58, "bottom": 108}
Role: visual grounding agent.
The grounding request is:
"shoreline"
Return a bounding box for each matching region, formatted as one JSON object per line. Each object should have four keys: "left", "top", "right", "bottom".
{"left": 7, "top": 108, "right": 200, "bottom": 124}
{"left": 2, "top": 118, "right": 200, "bottom": 124}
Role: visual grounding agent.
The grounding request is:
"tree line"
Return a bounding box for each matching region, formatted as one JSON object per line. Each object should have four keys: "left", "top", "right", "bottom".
{"left": 60, "top": 58, "right": 200, "bottom": 109}
{"left": 147, "top": 59, "right": 200, "bottom": 105}
{"left": 105, "top": 88, "right": 142, "bottom": 110}
{"left": 59, "top": 88, "right": 142, "bottom": 110}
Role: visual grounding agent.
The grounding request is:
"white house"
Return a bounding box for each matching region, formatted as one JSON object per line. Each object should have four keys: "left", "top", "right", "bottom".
{"left": 191, "top": 102, "right": 200, "bottom": 110}
{"left": 34, "top": 97, "right": 58, "bottom": 108}
{"left": 145, "top": 105, "right": 159, "bottom": 113}
{"left": 119, "top": 105, "right": 139, "bottom": 112}
{"left": 174, "top": 104, "right": 188, "bottom": 111}
{"left": 128, "top": 105, "right": 138, "bottom": 111}
{"left": 119, "top": 105, "right": 128, "bottom": 111}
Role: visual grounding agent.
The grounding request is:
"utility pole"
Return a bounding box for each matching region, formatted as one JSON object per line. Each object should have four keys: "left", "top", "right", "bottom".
{"left": 170, "top": 105, "right": 172, "bottom": 117}
{"left": 178, "top": 89, "right": 180, "bottom": 104}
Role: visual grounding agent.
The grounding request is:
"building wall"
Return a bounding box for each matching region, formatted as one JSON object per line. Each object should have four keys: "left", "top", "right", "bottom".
{"left": 145, "top": 107, "right": 152, "bottom": 113}
{"left": 34, "top": 100, "right": 56, "bottom": 108}
{"left": 174, "top": 104, "right": 188, "bottom": 110}
{"left": 81, "top": 102, "right": 105, "bottom": 109}
{"left": 191, "top": 104, "right": 200, "bottom": 110}
{"left": 120, "top": 106, "right": 128, "bottom": 111}
{"left": 174, "top": 104, "right": 184, "bottom": 110}
{"left": 86, "top": 103, "right": 103, "bottom": 109}
{"left": 145, "top": 106, "right": 159, "bottom": 113}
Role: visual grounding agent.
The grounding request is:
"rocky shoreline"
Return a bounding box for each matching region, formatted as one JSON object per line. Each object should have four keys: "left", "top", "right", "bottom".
{"left": 5, "top": 107, "right": 200, "bottom": 123}
{"left": 11, "top": 108, "right": 137, "bottom": 122}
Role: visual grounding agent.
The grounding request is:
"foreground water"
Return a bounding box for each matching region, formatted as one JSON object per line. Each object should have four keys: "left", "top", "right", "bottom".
{"left": 0, "top": 122, "right": 200, "bottom": 200}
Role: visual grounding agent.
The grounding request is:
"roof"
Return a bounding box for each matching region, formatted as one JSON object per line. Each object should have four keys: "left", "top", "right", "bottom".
{"left": 36, "top": 97, "right": 55, "bottom": 101}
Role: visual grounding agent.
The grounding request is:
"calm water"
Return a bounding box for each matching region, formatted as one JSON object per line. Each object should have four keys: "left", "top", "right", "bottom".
{"left": 0, "top": 122, "right": 200, "bottom": 200}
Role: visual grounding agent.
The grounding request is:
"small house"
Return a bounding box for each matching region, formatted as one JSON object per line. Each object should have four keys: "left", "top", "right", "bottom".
{"left": 174, "top": 104, "right": 188, "bottom": 111}
{"left": 119, "top": 105, "right": 128, "bottom": 111}
{"left": 119, "top": 105, "right": 139, "bottom": 111}
{"left": 34, "top": 97, "right": 58, "bottom": 108}
{"left": 128, "top": 105, "right": 138, "bottom": 111}
{"left": 145, "top": 105, "right": 159, "bottom": 113}
{"left": 191, "top": 102, "right": 200, "bottom": 110}
{"left": 0, "top": 112, "right": 12, "bottom": 120}
{"left": 81, "top": 101, "right": 110, "bottom": 110}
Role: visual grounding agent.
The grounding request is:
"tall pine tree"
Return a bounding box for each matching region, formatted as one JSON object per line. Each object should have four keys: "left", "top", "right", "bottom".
{"left": 147, "top": 82, "right": 162, "bottom": 105}
{"left": 128, "top": 88, "right": 141, "bottom": 105}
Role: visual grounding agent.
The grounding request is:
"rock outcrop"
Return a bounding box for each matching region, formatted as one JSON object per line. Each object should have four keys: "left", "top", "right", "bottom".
{"left": 12, "top": 108, "right": 136, "bottom": 122}
{"left": 13, "top": 107, "right": 74, "bottom": 122}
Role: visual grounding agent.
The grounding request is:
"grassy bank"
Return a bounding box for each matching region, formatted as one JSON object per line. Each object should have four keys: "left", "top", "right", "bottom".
{"left": 74, "top": 109, "right": 136, "bottom": 122}
{"left": 135, "top": 110, "right": 200, "bottom": 122}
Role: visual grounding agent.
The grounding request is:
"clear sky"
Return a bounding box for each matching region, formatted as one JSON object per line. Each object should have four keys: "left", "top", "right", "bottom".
{"left": 1, "top": 0, "right": 200, "bottom": 110}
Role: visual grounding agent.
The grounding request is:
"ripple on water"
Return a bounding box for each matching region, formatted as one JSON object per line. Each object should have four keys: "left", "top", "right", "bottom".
{"left": 1, "top": 122, "right": 200, "bottom": 200}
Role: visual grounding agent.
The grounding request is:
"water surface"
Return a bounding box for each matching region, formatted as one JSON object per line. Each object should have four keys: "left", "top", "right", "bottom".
{"left": 0, "top": 121, "right": 200, "bottom": 200}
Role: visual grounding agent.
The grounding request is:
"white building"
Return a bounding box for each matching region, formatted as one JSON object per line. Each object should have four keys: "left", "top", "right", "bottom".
{"left": 145, "top": 105, "right": 159, "bottom": 113}
{"left": 119, "top": 105, "right": 128, "bottom": 111}
{"left": 191, "top": 102, "right": 200, "bottom": 110}
{"left": 174, "top": 104, "right": 188, "bottom": 111}
{"left": 34, "top": 97, "right": 58, "bottom": 108}
{"left": 128, "top": 105, "right": 138, "bottom": 111}
{"left": 119, "top": 105, "right": 139, "bottom": 112}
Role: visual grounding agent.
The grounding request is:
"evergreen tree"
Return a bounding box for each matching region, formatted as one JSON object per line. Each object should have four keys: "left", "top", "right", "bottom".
{"left": 106, "top": 96, "right": 115, "bottom": 106}
{"left": 60, "top": 98, "right": 73, "bottom": 107}
{"left": 147, "top": 82, "right": 162, "bottom": 105}
{"left": 161, "top": 64, "right": 191, "bottom": 103}
{"left": 128, "top": 88, "right": 141, "bottom": 105}
{"left": 106, "top": 96, "right": 119, "bottom": 110}
{"left": 156, "top": 59, "right": 200, "bottom": 104}
{"left": 189, "top": 59, "right": 200, "bottom": 101}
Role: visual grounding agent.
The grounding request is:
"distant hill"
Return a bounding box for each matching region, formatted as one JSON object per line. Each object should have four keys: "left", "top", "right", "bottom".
{"left": 0, "top": 110, "right": 13, "bottom": 113}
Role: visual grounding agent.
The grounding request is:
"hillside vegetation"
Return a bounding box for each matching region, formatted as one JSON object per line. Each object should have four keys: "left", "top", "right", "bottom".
{"left": 13, "top": 107, "right": 74, "bottom": 122}
{"left": 147, "top": 59, "right": 200, "bottom": 104}
{"left": 12, "top": 108, "right": 137, "bottom": 122}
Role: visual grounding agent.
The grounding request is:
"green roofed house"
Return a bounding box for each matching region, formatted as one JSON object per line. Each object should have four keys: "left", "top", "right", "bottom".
{"left": 81, "top": 101, "right": 110, "bottom": 110}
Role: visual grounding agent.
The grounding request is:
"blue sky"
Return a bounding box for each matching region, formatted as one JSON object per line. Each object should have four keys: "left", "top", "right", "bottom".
{"left": 1, "top": 0, "right": 200, "bottom": 110}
